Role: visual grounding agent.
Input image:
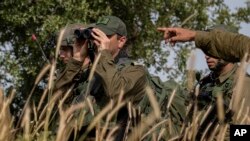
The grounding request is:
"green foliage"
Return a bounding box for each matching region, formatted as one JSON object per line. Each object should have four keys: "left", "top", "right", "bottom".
{"left": 0, "top": 0, "right": 250, "bottom": 105}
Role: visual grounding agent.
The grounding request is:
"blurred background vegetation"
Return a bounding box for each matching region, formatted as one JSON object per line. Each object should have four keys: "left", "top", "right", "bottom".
{"left": 0, "top": 0, "right": 250, "bottom": 116}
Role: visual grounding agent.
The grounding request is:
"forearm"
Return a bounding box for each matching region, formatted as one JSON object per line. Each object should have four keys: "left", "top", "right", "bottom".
{"left": 54, "top": 58, "right": 84, "bottom": 91}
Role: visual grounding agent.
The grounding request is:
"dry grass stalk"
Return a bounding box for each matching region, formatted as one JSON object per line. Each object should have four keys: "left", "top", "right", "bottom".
{"left": 157, "top": 128, "right": 166, "bottom": 141}
{"left": 43, "top": 83, "right": 74, "bottom": 131}
{"left": 77, "top": 110, "right": 87, "bottom": 130}
{"left": 31, "top": 103, "right": 38, "bottom": 130}
{"left": 168, "top": 135, "right": 180, "bottom": 141}
{"left": 182, "top": 125, "right": 190, "bottom": 141}
{"left": 187, "top": 52, "right": 196, "bottom": 92}
{"left": 123, "top": 119, "right": 131, "bottom": 141}
{"left": 230, "top": 53, "right": 248, "bottom": 120}
{"left": 105, "top": 125, "right": 119, "bottom": 141}
{"left": 240, "top": 107, "right": 249, "bottom": 124}
{"left": 17, "top": 63, "right": 51, "bottom": 128}
{"left": 167, "top": 88, "right": 176, "bottom": 110}
{"left": 96, "top": 121, "right": 101, "bottom": 141}
{"left": 35, "top": 63, "right": 51, "bottom": 85}
{"left": 37, "top": 88, "right": 49, "bottom": 112}
{"left": 216, "top": 124, "right": 228, "bottom": 141}
{"left": 0, "top": 88, "right": 15, "bottom": 141}
{"left": 0, "top": 87, "right": 3, "bottom": 106}
{"left": 100, "top": 90, "right": 126, "bottom": 140}
{"left": 85, "top": 53, "right": 102, "bottom": 98}
{"left": 190, "top": 116, "right": 199, "bottom": 141}
{"left": 132, "top": 107, "right": 137, "bottom": 124}
{"left": 199, "top": 105, "right": 212, "bottom": 126}
{"left": 56, "top": 104, "right": 67, "bottom": 141}
{"left": 128, "top": 102, "right": 132, "bottom": 119}
{"left": 207, "top": 123, "right": 219, "bottom": 141}
{"left": 43, "top": 88, "right": 67, "bottom": 140}
{"left": 21, "top": 106, "right": 31, "bottom": 141}
{"left": 118, "top": 89, "right": 125, "bottom": 104}
{"left": 79, "top": 101, "right": 113, "bottom": 141}
{"left": 31, "top": 120, "right": 45, "bottom": 138}
{"left": 48, "top": 25, "right": 65, "bottom": 95}
{"left": 48, "top": 60, "right": 56, "bottom": 95}
{"left": 59, "top": 84, "right": 75, "bottom": 106}
{"left": 200, "top": 122, "right": 212, "bottom": 141}
{"left": 168, "top": 117, "right": 174, "bottom": 137}
{"left": 236, "top": 98, "right": 245, "bottom": 122}
{"left": 141, "top": 119, "right": 169, "bottom": 140}
{"left": 56, "top": 101, "right": 85, "bottom": 141}
{"left": 127, "top": 86, "right": 161, "bottom": 141}
{"left": 86, "top": 96, "right": 95, "bottom": 116}
{"left": 145, "top": 86, "right": 161, "bottom": 119}
{"left": 216, "top": 92, "right": 224, "bottom": 122}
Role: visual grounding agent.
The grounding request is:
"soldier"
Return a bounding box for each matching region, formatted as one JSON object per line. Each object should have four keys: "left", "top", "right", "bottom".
{"left": 158, "top": 26, "right": 250, "bottom": 140}
{"left": 189, "top": 53, "right": 239, "bottom": 140}
{"left": 54, "top": 16, "right": 149, "bottom": 140}
{"left": 53, "top": 23, "right": 90, "bottom": 104}
{"left": 56, "top": 23, "right": 86, "bottom": 64}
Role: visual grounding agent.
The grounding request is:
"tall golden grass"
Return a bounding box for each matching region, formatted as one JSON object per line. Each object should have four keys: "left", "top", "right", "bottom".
{"left": 1, "top": 30, "right": 250, "bottom": 141}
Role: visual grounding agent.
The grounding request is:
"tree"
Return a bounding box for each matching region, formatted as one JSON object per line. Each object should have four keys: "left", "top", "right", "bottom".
{"left": 0, "top": 0, "right": 249, "bottom": 107}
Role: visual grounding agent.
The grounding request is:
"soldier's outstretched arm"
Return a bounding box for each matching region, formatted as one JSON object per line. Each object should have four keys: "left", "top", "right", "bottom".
{"left": 157, "top": 27, "right": 250, "bottom": 62}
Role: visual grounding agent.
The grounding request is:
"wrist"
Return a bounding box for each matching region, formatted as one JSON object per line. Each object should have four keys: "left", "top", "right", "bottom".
{"left": 190, "top": 31, "right": 196, "bottom": 41}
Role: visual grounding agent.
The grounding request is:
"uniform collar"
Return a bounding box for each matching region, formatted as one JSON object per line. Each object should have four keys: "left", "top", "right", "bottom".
{"left": 217, "top": 64, "right": 238, "bottom": 83}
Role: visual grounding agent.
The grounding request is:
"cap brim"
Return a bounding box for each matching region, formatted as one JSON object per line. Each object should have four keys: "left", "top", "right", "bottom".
{"left": 87, "top": 24, "right": 115, "bottom": 36}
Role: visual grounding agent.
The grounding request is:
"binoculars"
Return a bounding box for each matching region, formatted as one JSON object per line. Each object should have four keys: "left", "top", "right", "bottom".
{"left": 74, "top": 27, "right": 93, "bottom": 40}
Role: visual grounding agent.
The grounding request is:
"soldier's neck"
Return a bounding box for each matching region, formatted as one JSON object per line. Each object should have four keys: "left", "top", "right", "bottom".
{"left": 215, "top": 63, "right": 235, "bottom": 76}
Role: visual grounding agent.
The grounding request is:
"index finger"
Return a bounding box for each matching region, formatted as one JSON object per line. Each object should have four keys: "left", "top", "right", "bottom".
{"left": 157, "top": 27, "right": 167, "bottom": 32}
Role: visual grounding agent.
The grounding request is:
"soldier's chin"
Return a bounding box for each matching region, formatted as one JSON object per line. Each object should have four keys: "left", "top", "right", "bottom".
{"left": 208, "top": 66, "right": 216, "bottom": 71}
{"left": 63, "top": 59, "right": 69, "bottom": 64}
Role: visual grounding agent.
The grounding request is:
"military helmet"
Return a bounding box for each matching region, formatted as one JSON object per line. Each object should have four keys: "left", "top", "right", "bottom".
{"left": 56, "top": 23, "right": 86, "bottom": 47}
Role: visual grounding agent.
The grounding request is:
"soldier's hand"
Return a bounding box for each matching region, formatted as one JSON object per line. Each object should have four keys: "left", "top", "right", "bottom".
{"left": 73, "top": 39, "right": 88, "bottom": 62}
{"left": 157, "top": 27, "right": 196, "bottom": 46}
{"left": 91, "top": 28, "right": 111, "bottom": 52}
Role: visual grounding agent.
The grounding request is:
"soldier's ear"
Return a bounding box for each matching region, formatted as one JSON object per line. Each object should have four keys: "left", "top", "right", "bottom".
{"left": 118, "top": 36, "right": 127, "bottom": 49}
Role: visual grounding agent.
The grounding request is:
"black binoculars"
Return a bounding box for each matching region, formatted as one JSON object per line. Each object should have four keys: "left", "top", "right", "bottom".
{"left": 74, "top": 27, "right": 94, "bottom": 40}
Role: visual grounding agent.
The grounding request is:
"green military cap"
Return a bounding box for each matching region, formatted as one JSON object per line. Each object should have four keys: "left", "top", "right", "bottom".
{"left": 56, "top": 23, "right": 86, "bottom": 47}
{"left": 88, "top": 16, "right": 127, "bottom": 36}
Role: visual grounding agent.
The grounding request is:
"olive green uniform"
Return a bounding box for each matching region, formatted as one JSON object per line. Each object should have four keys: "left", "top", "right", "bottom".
{"left": 54, "top": 50, "right": 187, "bottom": 140}
{"left": 54, "top": 49, "right": 149, "bottom": 140}
{"left": 194, "top": 29, "right": 250, "bottom": 116}
{"left": 55, "top": 49, "right": 148, "bottom": 107}
{"left": 186, "top": 64, "right": 250, "bottom": 140}
{"left": 195, "top": 29, "right": 250, "bottom": 62}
